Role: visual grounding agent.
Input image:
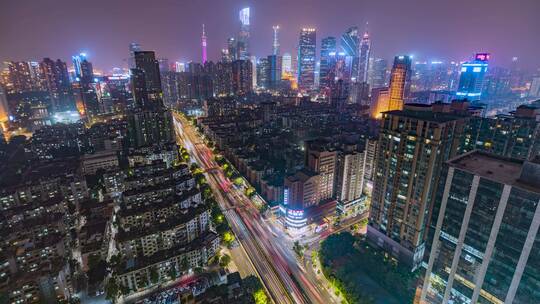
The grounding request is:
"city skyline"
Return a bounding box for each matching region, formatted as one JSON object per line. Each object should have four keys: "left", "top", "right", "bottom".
{"left": 1, "top": 0, "right": 540, "bottom": 71}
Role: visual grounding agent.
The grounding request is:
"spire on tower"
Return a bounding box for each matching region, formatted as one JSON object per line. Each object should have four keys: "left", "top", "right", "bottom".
{"left": 201, "top": 24, "right": 208, "bottom": 63}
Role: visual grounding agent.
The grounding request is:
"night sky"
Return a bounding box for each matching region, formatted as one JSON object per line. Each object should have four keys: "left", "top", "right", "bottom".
{"left": 1, "top": 0, "right": 539, "bottom": 72}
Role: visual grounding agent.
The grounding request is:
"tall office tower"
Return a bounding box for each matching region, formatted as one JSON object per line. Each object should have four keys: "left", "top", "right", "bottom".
{"left": 456, "top": 53, "right": 489, "bottom": 100}
{"left": 133, "top": 51, "right": 163, "bottom": 107}
{"left": 40, "top": 58, "right": 73, "bottom": 111}
{"left": 460, "top": 105, "right": 540, "bottom": 160}
{"left": 231, "top": 59, "right": 253, "bottom": 95}
{"left": 202, "top": 24, "right": 208, "bottom": 64}
{"left": 297, "top": 28, "right": 316, "bottom": 91}
{"left": 340, "top": 26, "right": 360, "bottom": 80}
{"left": 358, "top": 29, "right": 371, "bottom": 83}
{"left": 272, "top": 25, "right": 280, "bottom": 55}
{"left": 282, "top": 53, "right": 292, "bottom": 76}
{"left": 227, "top": 37, "right": 237, "bottom": 61}
{"left": 369, "top": 58, "right": 388, "bottom": 88}
{"left": 369, "top": 103, "right": 470, "bottom": 269}
{"left": 420, "top": 151, "right": 540, "bottom": 304}
{"left": 306, "top": 140, "right": 338, "bottom": 201}
{"left": 267, "top": 55, "right": 282, "bottom": 89}
{"left": 320, "top": 36, "right": 337, "bottom": 90}
{"left": 127, "top": 42, "right": 142, "bottom": 69}
{"left": 388, "top": 55, "right": 412, "bottom": 111}
{"left": 237, "top": 7, "right": 250, "bottom": 60}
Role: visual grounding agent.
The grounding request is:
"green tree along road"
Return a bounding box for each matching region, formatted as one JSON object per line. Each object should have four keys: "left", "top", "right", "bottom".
{"left": 319, "top": 232, "right": 419, "bottom": 304}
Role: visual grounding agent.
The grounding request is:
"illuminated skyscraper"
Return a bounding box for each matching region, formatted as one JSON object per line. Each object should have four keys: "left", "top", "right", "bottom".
{"left": 456, "top": 53, "right": 489, "bottom": 100}
{"left": 268, "top": 55, "right": 282, "bottom": 89}
{"left": 257, "top": 58, "right": 270, "bottom": 88}
{"left": 388, "top": 55, "right": 412, "bottom": 111}
{"left": 237, "top": 7, "right": 250, "bottom": 60}
{"left": 358, "top": 29, "right": 371, "bottom": 83}
{"left": 282, "top": 53, "right": 292, "bottom": 76}
{"left": 298, "top": 28, "right": 316, "bottom": 90}
{"left": 272, "top": 25, "right": 280, "bottom": 55}
{"left": 202, "top": 24, "right": 208, "bottom": 64}
{"left": 72, "top": 53, "right": 93, "bottom": 83}
{"left": 370, "top": 103, "right": 470, "bottom": 270}
{"left": 340, "top": 26, "right": 360, "bottom": 80}
{"left": 369, "top": 58, "right": 388, "bottom": 89}
{"left": 320, "top": 36, "right": 337, "bottom": 90}
{"left": 227, "top": 37, "right": 237, "bottom": 61}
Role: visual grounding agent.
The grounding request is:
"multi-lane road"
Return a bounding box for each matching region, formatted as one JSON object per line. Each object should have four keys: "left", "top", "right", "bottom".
{"left": 172, "top": 113, "right": 337, "bottom": 304}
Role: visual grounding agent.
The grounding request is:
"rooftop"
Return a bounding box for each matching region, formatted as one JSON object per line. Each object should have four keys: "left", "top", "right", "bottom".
{"left": 448, "top": 150, "right": 540, "bottom": 194}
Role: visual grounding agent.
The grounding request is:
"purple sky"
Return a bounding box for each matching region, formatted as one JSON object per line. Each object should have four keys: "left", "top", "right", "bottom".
{"left": 1, "top": 0, "right": 539, "bottom": 72}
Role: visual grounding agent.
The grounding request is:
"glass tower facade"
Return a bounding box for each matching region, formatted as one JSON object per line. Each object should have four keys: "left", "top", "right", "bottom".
{"left": 297, "top": 28, "right": 316, "bottom": 91}
{"left": 421, "top": 151, "right": 540, "bottom": 304}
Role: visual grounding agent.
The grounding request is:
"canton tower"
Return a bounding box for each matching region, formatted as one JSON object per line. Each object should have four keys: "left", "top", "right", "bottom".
{"left": 202, "top": 24, "right": 208, "bottom": 64}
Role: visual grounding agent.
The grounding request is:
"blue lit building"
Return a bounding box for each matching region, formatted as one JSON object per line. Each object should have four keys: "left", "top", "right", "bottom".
{"left": 455, "top": 53, "right": 489, "bottom": 100}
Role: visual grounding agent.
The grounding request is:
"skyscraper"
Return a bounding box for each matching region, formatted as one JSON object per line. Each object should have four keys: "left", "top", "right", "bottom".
{"left": 341, "top": 26, "right": 360, "bottom": 79}
{"left": 127, "top": 51, "right": 174, "bottom": 148}
{"left": 256, "top": 58, "right": 269, "bottom": 89}
{"left": 133, "top": 51, "right": 163, "bottom": 107}
{"left": 272, "top": 25, "right": 280, "bottom": 55}
{"left": 282, "top": 53, "right": 292, "bottom": 76}
{"left": 369, "top": 103, "right": 470, "bottom": 269}
{"left": 320, "top": 36, "right": 337, "bottom": 90}
{"left": 40, "top": 58, "right": 73, "bottom": 111}
{"left": 456, "top": 53, "right": 489, "bottom": 100}
{"left": 267, "top": 55, "right": 282, "bottom": 90}
{"left": 237, "top": 7, "right": 250, "bottom": 60}
{"left": 298, "top": 28, "right": 316, "bottom": 91}
{"left": 420, "top": 151, "right": 540, "bottom": 304}
{"left": 388, "top": 55, "right": 412, "bottom": 111}
{"left": 202, "top": 24, "right": 208, "bottom": 64}
{"left": 72, "top": 53, "right": 94, "bottom": 83}
{"left": 358, "top": 29, "right": 371, "bottom": 83}
{"left": 369, "top": 58, "right": 388, "bottom": 89}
